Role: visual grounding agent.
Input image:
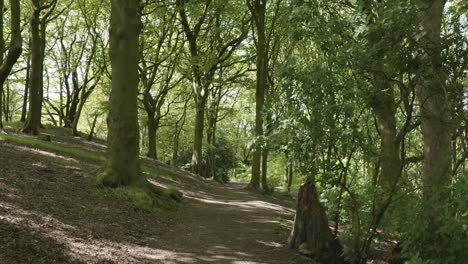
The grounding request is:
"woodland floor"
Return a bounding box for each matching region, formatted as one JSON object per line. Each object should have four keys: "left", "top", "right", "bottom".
{"left": 0, "top": 128, "right": 313, "bottom": 264}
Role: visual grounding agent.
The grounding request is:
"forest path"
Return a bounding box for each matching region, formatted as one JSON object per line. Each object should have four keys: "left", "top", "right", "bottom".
{"left": 0, "top": 137, "right": 311, "bottom": 264}
{"left": 155, "top": 182, "right": 311, "bottom": 264}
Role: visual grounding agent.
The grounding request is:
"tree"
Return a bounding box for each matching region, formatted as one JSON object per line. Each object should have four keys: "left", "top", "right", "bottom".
{"left": 247, "top": 0, "right": 267, "bottom": 190}
{"left": 176, "top": 0, "right": 248, "bottom": 175}
{"left": 139, "top": 2, "right": 183, "bottom": 160}
{"left": 98, "top": 0, "right": 142, "bottom": 187}
{"left": 0, "top": 0, "right": 22, "bottom": 129}
{"left": 23, "top": 0, "right": 59, "bottom": 135}
{"left": 45, "top": 0, "right": 104, "bottom": 136}
{"left": 414, "top": 0, "right": 454, "bottom": 259}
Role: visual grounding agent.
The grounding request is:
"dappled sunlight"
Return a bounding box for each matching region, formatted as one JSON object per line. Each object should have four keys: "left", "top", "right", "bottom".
{"left": 9, "top": 144, "right": 78, "bottom": 163}
{"left": 147, "top": 178, "right": 169, "bottom": 189}
{"left": 256, "top": 240, "right": 282, "bottom": 248}
{"left": 185, "top": 194, "right": 295, "bottom": 215}
{"left": 0, "top": 202, "right": 276, "bottom": 264}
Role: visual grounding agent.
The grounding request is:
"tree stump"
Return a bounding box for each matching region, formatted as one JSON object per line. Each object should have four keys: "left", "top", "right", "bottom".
{"left": 288, "top": 181, "right": 346, "bottom": 263}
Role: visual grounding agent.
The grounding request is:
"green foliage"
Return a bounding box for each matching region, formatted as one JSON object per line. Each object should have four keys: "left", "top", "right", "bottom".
{"left": 211, "top": 135, "right": 238, "bottom": 182}
{"left": 401, "top": 177, "right": 468, "bottom": 264}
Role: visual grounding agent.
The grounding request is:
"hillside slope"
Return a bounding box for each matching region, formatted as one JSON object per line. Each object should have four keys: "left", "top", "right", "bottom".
{"left": 0, "top": 130, "right": 310, "bottom": 264}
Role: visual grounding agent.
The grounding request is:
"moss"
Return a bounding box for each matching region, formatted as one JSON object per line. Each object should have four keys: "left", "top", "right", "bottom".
{"left": 99, "top": 182, "right": 182, "bottom": 214}
{"left": 143, "top": 166, "right": 181, "bottom": 183}
{"left": 165, "top": 187, "right": 183, "bottom": 202}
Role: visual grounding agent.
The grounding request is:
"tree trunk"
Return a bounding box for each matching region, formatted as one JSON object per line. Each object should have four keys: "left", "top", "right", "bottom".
{"left": 248, "top": 0, "right": 267, "bottom": 190}
{"left": 21, "top": 52, "right": 31, "bottom": 122}
{"left": 287, "top": 163, "right": 293, "bottom": 193}
{"left": 71, "top": 99, "right": 85, "bottom": 136}
{"left": 87, "top": 115, "right": 98, "bottom": 141}
{"left": 288, "top": 181, "right": 345, "bottom": 263}
{"left": 172, "top": 98, "right": 189, "bottom": 166}
{"left": 98, "top": 0, "right": 142, "bottom": 187}
{"left": 0, "top": 0, "right": 22, "bottom": 129}
{"left": 147, "top": 114, "right": 157, "bottom": 160}
{"left": 206, "top": 122, "right": 214, "bottom": 179}
{"left": 415, "top": 0, "right": 451, "bottom": 244}
{"left": 23, "top": 3, "right": 44, "bottom": 135}
{"left": 191, "top": 93, "right": 207, "bottom": 175}
{"left": 372, "top": 83, "right": 402, "bottom": 194}
{"left": 261, "top": 149, "right": 269, "bottom": 192}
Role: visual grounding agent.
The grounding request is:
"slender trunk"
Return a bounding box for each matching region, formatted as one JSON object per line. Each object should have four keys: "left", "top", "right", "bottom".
{"left": 72, "top": 99, "right": 85, "bottom": 136}
{"left": 287, "top": 163, "right": 293, "bottom": 192}
{"left": 21, "top": 54, "right": 31, "bottom": 122}
{"left": 206, "top": 123, "right": 214, "bottom": 178}
{"left": 98, "top": 0, "right": 142, "bottom": 187}
{"left": 4, "top": 81, "right": 10, "bottom": 121}
{"left": 172, "top": 99, "right": 188, "bottom": 166}
{"left": 0, "top": 0, "right": 22, "bottom": 129}
{"left": 87, "top": 115, "right": 98, "bottom": 141}
{"left": 284, "top": 160, "right": 289, "bottom": 190}
{"left": 191, "top": 93, "right": 207, "bottom": 175}
{"left": 249, "top": 0, "right": 267, "bottom": 190}
{"left": 23, "top": 5, "right": 44, "bottom": 135}
{"left": 147, "top": 114, "right": 157, "bottom": 160}
{"left": 261, "top": 149, "right": 269, "bottom": 192}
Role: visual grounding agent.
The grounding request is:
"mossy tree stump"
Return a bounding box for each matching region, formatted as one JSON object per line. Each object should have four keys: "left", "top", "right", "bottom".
{"left": 288, "top": 181, "right": 346, "bottom": 263}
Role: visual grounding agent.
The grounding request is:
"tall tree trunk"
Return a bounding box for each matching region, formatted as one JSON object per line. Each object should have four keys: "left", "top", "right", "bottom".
{"left": 248, "top": 0, "right": 267, "bottom": 190}
{"left": 4, "top": 81, "right": 10, "bottom": 121}
{"left": 288, "top": 181, "right": 345, "bottom": 263}
{"left": 0, "top": 0, "right": 22, "bottom": 129}
{"left": 23, "top": 2, "right": 44, "bottom": 135}
{"left": 261, "top": 149, "right": 269, "bottom": 192}
{"left": 21, "top": 52, "right": 31, "bottom": 122}
{"left": 172, "top": 99, "right": 188, "bottom": 166}
{"left": 191, "top": 92, "right": 207, "bottom": 175}
{"left": 147, "top": 114, "right": 158, "bottom": 160}
{"left": 415, "top": 0, "right": 451, "bottom": 242}
{"left": 287, "top": 163, "right": 293, "bottom": 192}
{"left": 372, "top": 84, "right": 402, "bottom": 194}
{"left": 98, "top": 0, "right": 142, "bottom": 187}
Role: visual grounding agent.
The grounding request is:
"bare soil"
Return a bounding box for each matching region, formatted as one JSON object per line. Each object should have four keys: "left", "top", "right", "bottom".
{"left": 0, "top": 134, "right": 312, "bottom": 264}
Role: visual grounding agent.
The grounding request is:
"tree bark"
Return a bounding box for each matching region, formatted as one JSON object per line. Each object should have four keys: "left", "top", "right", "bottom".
{"left": 98, "top": 0, "right": 142, "bottom": 187}
{"left": 21, "top": 51, "right": 31, "bottom": 122}
{"left": 287, "top": 163, "right": 293, "bottom": 192}
{"left": 0, "top": 0, "right": 22, "bottom": 129}
{"left": 23, "top": 1, "right": 46, "bottom": 135}
{"left": 87, "top": 115, "right": 98, "bottom": 141}
{"left": 415, "top": 0, "right": 451, "bottom": 238}
{"left": 248, "top": 0, "right": 268, "bottom": 190}
{"left": 172, "top": 97, "right": 189, "bottom": 166}
{"left": 261, "top": 149, "right": 269, "bottom": 192}
{"left": 288, "top": 181, "right": 345, "bottom": 263}
{"left": 147, "top": 114, "right": 158, "bottom": 160}
{"left": 191, "top": 92, "right": 207, "bottom": 174}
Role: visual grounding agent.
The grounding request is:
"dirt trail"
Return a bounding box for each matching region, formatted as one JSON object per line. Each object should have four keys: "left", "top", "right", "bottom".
{"left": 0, "top": 139, "right": 311, "bottom": 264}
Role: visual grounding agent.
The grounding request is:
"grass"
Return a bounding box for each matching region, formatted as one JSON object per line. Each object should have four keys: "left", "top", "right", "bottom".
{"left": 0, "top": 133, "right": 103, "bottom": 161}
{"left": 0, "top": 131, "right": 184, "bottom": 213}
{"left": 143, "top": 165, "right": 181, "bottom": 183}
{"left": 100, "top": 184, "right": 182, "bottom": 213}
